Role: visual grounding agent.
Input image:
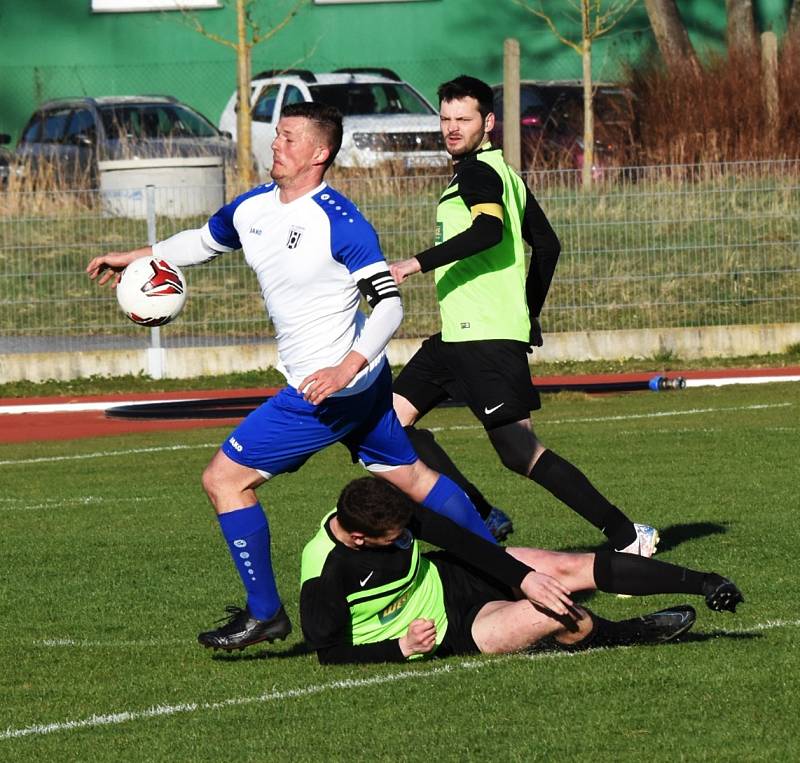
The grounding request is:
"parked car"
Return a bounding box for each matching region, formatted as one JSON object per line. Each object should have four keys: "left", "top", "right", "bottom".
{"left": 12, "top": 95, "right": 235, "bottom": 186}
{"left": 490, "top": 80, "right": 635, "bottom": 174}
{"left": 0, "top": 133, "right": 11, "bottom": 188}
{"left": 219, "top": 68, "right": 447, "bottom": 175}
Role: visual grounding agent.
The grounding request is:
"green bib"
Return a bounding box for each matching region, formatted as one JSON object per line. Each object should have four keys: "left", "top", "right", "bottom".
{"left": 300, "top": 513, "right": 449, "bottom": 659}
{"left": 434, "top": 149, "right": 530, "bottom": 342}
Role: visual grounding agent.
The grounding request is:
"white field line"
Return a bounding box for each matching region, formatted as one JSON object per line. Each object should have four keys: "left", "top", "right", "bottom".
{"left": 0, "top": 495, "right": 159, "bottom": 513}
{"left": 0, "top": 402, "right": 792, "bottom": 467}
{"left": 616, "top": 425, "right": 798, "bottom": 437}
{"left": 34, "top": 637, "right": 187, "bottom": 648}
{"left": 0, "top": 442, "right": 219, "bottom": 467}
{"left": 685, "top": 375, "right": 800, "bottom": 387}
{"left": 3, "top": 617, "right": 799, "bottom": 742}
{"left": 428, "top": 401, "right": 793, "bottom": 434}
{"left": 0, "top": 399, "right": 193, "bottom": 415}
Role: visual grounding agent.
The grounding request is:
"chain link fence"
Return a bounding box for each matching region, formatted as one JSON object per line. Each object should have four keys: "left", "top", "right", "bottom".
{"left": 0, "top": 160, "right": 798, "bottom": 364}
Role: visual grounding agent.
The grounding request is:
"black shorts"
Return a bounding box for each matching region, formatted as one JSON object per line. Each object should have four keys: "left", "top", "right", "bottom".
{"left": 427, "top": 551, "right": 515, "bottom": 657}
{"left": 393, "top": 333, "right": 541, "bottom": 430}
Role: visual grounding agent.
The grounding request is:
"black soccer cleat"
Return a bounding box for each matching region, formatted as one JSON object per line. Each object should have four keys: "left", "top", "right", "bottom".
{"left": 613, "top": 605, "right": 697, "bottom": 646}
{"left": 198, "top": 604, "right": 292, "bottom": 651}
{"left": 702, "top": 574, "right": 744, "bottom": 613}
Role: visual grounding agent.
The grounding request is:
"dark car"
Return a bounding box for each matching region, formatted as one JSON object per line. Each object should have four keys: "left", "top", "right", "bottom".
{"left": 12, "top": 95, "right": 235, "bottom": 186}
{"left": 0, "top": 133, "right": 11, "bottom": 187}
{"left": 491, "top": 80, "right": 635, "bottom": 174}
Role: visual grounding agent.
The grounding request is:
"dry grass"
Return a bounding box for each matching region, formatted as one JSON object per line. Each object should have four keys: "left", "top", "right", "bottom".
{"left": 0, "top": 159, "right": 97, "bottom": 217}
{"left": 626, "top": 35, "right": 800, "bottom": 165}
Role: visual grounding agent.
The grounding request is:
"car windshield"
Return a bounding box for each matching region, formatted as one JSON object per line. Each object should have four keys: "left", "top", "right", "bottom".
{"left": 308, "top": 83, "right": 435, "bottom": 116}
{"left": 99, "top": 104, "right": 219, "bottom": 140}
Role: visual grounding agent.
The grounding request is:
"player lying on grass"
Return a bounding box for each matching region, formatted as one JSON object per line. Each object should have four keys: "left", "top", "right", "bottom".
{"left": 300, "top": 478, "right": 743, "bottom": 663}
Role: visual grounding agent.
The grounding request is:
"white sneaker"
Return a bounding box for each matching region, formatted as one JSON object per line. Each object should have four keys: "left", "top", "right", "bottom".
{"left": 617, "top": 523, "right": 660, "bottom": 558}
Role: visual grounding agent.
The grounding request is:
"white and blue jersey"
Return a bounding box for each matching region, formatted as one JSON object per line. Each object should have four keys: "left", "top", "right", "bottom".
{"left": 154, "top": 181, "right": 395, "bottom": 395}
{"left": 152, "top": 181, "right": 416, "bottom": 478}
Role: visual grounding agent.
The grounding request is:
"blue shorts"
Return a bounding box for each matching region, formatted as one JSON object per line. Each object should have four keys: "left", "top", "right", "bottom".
{"left": 220, "top": 362, "right": 417, "bottom": 478}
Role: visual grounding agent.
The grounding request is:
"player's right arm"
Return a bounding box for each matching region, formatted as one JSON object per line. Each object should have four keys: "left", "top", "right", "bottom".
{"left": 391, "top": 161, "right": 505, "bottom": 284}
{"left": 86, "top": 246, "right": 152, "bottom": 287}
{"left": 86, "top": 190, "right": 248, "bottom": 287}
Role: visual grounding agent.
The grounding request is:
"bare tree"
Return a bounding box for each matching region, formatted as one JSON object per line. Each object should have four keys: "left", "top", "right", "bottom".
{"left": 789, "top": 0, "right": 800, "bottom": 36}
{"left": 518, "top": 0, "right": 637, "bottom": 189}
{"left": 182, "top": 0, "right": 306, "bottom": 187}
{"left": 726, "top": 0, "right": 758, "bottom": 52}
{"left": 643, "top": 0, "right": 700, "bottom": 72}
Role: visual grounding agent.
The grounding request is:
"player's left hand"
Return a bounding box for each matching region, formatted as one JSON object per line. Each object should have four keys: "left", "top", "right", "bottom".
{"left": 399, "top": 618, "right": 437, "bottom": 656}
{"left": 520, "top": 570, "right": 576, "bottom": 618}
{"left": 299, "top": 351, "right": 367, "bottom": 405}
{"left": 528, "top": 316, "right": 543, "bottom": 351}
{"left": 298, "top": 366, "right": 352, "bottom": 405}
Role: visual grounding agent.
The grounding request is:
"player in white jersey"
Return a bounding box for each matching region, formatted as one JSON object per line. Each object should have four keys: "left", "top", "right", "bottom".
{"left": 87, "top": 102, "right": 493, "bottom": 652}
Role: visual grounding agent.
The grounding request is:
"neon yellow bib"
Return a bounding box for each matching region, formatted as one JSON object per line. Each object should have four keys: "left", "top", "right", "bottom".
{"left": 434, "top": 149, "right": 529, "bottom": 342}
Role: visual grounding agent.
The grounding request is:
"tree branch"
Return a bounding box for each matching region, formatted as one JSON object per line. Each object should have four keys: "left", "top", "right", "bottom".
{"left": 251, "top": 0, "right": 307, "bottom": 47}
{"left": 176, "top": 7, "right": 238, "bottom": 49}
{"left": 516, "top": 0, "right": 583, "bottom": 54}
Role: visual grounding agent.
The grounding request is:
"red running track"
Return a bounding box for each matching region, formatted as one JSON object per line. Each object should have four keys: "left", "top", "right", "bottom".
{"left": 0, "top": 368, "right": 797, "bottom": 444}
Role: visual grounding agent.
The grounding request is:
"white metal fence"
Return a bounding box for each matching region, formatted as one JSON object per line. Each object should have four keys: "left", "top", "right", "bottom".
{"left": 0, "top": 160, "right": 798, "bottom": 364}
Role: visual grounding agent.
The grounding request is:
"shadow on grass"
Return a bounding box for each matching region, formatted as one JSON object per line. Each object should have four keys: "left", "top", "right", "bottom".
{"left": 679, "top": 629, "right": 761, "bottom": 643}
{"left": 655, "top": 521, "right": 731, "bottom": 553}
{"left": 209, "top": 625, "right": 760, "bottom": 664}
{"left": 210, "top": 641, "right": 312, "bottom": 662}
{"left": 527, "top": 629, "right": 761, "bottom": 657}
{"left": 555, "top": 521, "right": 731, "bottom": 555}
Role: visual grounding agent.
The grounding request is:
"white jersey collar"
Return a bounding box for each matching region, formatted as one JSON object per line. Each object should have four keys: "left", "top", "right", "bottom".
{"left": 275, "top": 181, "right": 328, "bottom": 206}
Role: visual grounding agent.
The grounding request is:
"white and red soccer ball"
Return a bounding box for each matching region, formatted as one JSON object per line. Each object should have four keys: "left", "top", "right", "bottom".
{"left": 116, "top": 257, "right": 187, "bottom": 327}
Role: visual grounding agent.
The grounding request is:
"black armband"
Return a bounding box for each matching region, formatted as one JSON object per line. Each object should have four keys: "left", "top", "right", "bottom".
{"left": 357, "top": 270, "right": 400, "bottom": 308}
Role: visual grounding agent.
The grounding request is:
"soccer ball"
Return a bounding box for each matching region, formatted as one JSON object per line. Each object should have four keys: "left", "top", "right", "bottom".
{"left": 116, "top": 257, "right": 187, "bottom": 327}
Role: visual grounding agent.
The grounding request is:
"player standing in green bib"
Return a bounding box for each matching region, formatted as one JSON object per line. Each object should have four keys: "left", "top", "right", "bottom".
{"left": 391, "top": 75, "right": 658, "bottom": 556}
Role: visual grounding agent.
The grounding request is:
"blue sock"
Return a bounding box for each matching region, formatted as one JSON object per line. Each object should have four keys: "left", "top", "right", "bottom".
{"left": 422, "top": 475, "right": 496, "bottom": 544}
{"left": 217, "top": 503, "right": 281, "bottom": 620}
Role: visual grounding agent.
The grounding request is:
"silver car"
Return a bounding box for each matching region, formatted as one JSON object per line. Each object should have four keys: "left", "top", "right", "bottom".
{"left": 218, "top": 68, "right": 447, "bottom": 175}
{"left": 13, "top": 95, "right": 235, "bottom": 186}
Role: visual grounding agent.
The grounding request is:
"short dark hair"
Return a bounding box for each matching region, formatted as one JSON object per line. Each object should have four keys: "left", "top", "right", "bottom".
{"left": 336, "top": 478, "right": 416, "bottom": 536}
{"left": 437, "top": 75, "right": 494, "bottom": 119}
{"left": 281, "top": 101, "right": 343, "bottom": 168}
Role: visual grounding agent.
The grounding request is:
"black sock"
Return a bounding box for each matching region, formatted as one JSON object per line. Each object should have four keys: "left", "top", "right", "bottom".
{"left": 557, "top": 611, "right": 615, "bottom": 650}
{"left": 593, "top": 549, "right": 708, "bottom": 596}
{"left": 404, "top": 426, "right": 493, "bottom": 519}
{"left": 528, "top": 450, "right": 636, "bottom": 546}
{"left": 574, "top": 612, "right": 659, "bottom": 649}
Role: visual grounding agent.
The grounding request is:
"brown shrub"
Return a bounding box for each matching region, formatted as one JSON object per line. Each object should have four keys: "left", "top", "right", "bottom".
{"left": 626, "top": 37, "right": 800, "bottom": 165}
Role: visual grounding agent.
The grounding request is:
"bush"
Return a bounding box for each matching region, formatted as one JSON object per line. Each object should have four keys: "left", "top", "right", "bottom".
{"left": 626, "top": 34, "right": 800, "bottom": 165}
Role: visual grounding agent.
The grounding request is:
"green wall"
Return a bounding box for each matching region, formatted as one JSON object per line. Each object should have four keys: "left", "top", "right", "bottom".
{"left": 0, "top": 0, "right": 793, "bottom": 141}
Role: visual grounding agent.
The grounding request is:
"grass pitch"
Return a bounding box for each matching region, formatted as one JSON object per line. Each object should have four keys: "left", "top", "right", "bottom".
{"left": 1, "top": 382, "right": 798, "bottom": 761}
